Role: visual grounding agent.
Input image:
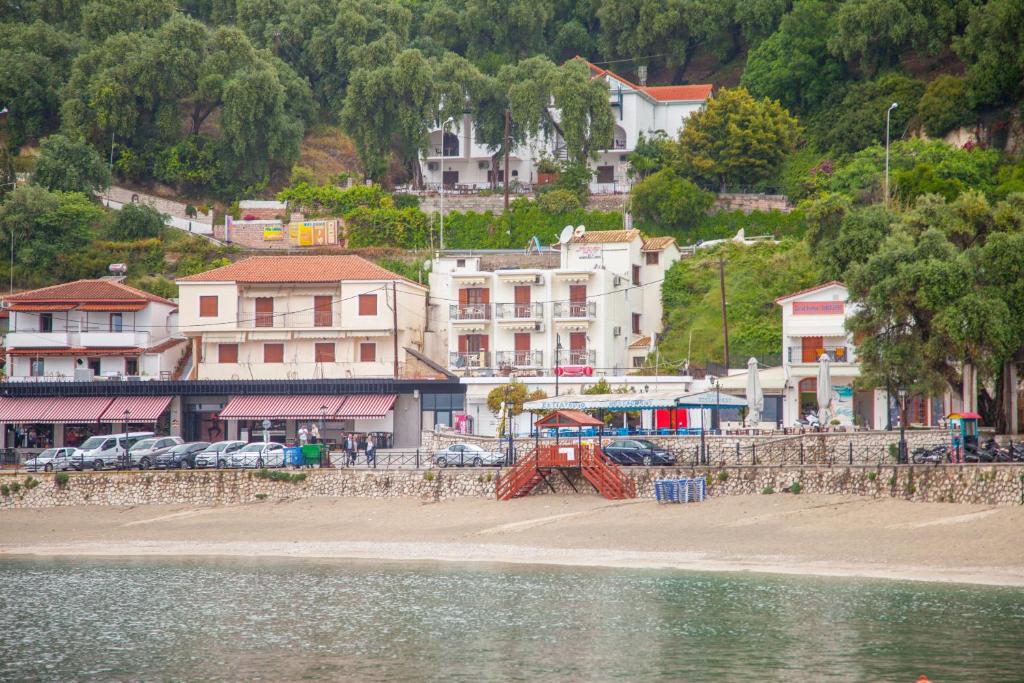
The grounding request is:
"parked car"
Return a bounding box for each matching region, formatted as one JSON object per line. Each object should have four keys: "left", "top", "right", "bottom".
{"left": 126, "top": 436, "right": 184, "bottom": 469}
{"left": 433, "top": 443, "right": 506, "bottom": 467}
{"left": 154, "top": 442, "right": 210, "bottom": 470}
{"left": 73, "top": 432, "right": 155, "bottom": 471}
{"left": 227, "top": 442, "right": 286, "bottom": 469}
{"left": 24, "top": 447, "right": 80, "bottom": 472}
{"left": 602, "top": 439, "right": 677, "bottom": 466}
{"left": 194, "top": 440, "right": 246, "bottom": 469}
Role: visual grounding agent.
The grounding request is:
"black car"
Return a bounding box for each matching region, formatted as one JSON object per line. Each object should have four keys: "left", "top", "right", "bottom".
{"left": 154, "top": 442, "right": 211, "bottom": 469}
{"left": 603, "top": 439, "right": 677, "bottom": 466}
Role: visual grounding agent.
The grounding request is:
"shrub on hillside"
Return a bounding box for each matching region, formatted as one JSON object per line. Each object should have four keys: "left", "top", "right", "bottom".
{"left": 537, "top": 189, "right": 581, "bottom": 213}
{"left": 811, "top": 74, "right": 925, "bottom": 154}
{"left": 110, "top": 203, "right": 166, "bottom": 241}
{"left": 630, "top": 169, "right": 713, "bottom": 231}
{"left": 918, "top": 75, "right": 975, "bottom": 139}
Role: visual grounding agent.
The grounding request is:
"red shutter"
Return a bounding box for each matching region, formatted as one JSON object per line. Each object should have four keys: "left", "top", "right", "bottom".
{"left": 570, "top": 332, "right": 586, "bottom": 351}
{"left": 479, "top": 335, "right": 489, "bottom": 352}
{"left": 359, "top": 343, "right": 376, "bottom": 362}
{"left": 255, "top": 297, "right": 274, "bottom": 328}
{"left": 802, "top": 336, "right": 823, "bottom": 363}
{"left": 218, "top": 344, "right": 238, "bottom": 363}
{"left": 514, "top": 286, "right": 530, "bottom": 305}
{"left": 199, "top": 296, "right": 218, "bottom": 317}
{"left": 359, "top": 294, "right": 377, "bottom": 316}
{"left": 480, "top": 288, "right": 490, "bottom": 304}
{"left": 458, "top": 335, "right": 468, "bottom": 352}
{"left": 569, "top": 285, "right": 586, "bottom": 303}
{"left": 458, "top": 289, "right": 469, "bottom": 305}
{"left": 514, "top": 333, "right": 530, "bottom": 351}
{"left": 314, "top": 296, "right": 332, "bottom": 327}
{"left": 315, "top": 343, "right": 335, "bottom": 363}
{"left": 264, "top": 343, "right": 284, "bottom": 363}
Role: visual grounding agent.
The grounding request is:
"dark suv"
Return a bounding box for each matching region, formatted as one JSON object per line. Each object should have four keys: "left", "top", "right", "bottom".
{"left": 602, "top": 439, "right": 677, "bottom": 466}
{"left": 155, "top": 442, "right": 210, "bottom": 469}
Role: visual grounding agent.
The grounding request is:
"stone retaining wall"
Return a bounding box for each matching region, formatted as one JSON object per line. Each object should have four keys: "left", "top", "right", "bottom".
{"left": 2, "top": 463, "right": 1021, "bottom": 509}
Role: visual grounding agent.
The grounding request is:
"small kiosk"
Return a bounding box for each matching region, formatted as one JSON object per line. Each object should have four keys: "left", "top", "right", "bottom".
{"left": 948, "top": 411, "right": 981, "bottom": 463}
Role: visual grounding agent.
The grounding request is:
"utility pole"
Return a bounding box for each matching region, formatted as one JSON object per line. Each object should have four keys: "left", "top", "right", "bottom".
{"left": 554, "top": 334, "right": 562, "bottom": 396}
{"left": 503, "top": 109, "right": 511, "bottom": 211}
{"left": 719, "top": 254, "right": 730, "bottom": 371}
{"left": 392, "top": 281, "right": 399, "bottom": 379}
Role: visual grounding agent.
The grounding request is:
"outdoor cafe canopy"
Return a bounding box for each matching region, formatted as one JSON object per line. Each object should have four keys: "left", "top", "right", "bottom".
{"left": 522, "top": 389, "right": 747, "bottom": 413}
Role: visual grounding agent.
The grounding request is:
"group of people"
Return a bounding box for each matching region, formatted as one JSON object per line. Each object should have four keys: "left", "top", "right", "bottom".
{"left": 296, "top": 423, "right": 322, "bottom": 445}
{"left": 339, "top": 432, "right": 376, "bottom": 468}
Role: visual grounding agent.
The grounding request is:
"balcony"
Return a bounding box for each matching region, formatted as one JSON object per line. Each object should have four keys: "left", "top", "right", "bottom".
{"left": 613, "top": 138, "right": 627, "bottom": 150}
{"left": 5, "top": 331, "right": 74, "bottom": 348}
{"left": 557, "top": 349, "right": 596, "bottom": 366}
{"left": 449, "top": 351, "right": 491, "bottom": 370}
{"left": 80, "top": 331, "right": 150, "bottom": 348}
{"left": 494, "top": 303, "right": 543, "bottom": 320}
{"left": 553, "top": 301, "right": 596, "bottom": 319}
{"left": 496, "top": 350, "right": 543, "bottom": 368}
{"left": 787, "top": 346, "right": 853, "bottom": 364}
{"left": 236, "top": 312, "right": 335, "bottom": 329}
{"left": 449, "top": 303, "right": 492, "bottom": 322}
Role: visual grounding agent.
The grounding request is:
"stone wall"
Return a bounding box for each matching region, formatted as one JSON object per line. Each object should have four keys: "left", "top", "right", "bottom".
{"left": 711, "top": 193, "right": 792, "bottom": 214}
{"left": 99, "top": 186, "right": 213, "bottom": 224}
{"left": 2, "top": 462, "right": 1021, "bottom": 509}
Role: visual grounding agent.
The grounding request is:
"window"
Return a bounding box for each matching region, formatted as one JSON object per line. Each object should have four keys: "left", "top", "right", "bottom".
{"left": 632, "top": 265, "right": 641, "bottom": 286}
{"left": 110, "top": 313, "right": 123, "bottom": 332}
{"left": 645, "top": 251, "right": 659, "bottom": 265}
{"left": 315, "top": 343, "right": 335, "bottom": 363}
{"left": 218, "top": 343, "right": 238, "bottom": 363}
{"left": 88, "top": 358, "right": 101, "bottom": 376}
{"left": 264, "top": 343, "right": 284, "bottom": 363}
{"left": 359, "top": 342, "right": 376, "bottom": 362}
{"left": 39, "top": 313, "right": 53, "bottom": 333}
{"left": 314, "top": 296, "right": 333, "bottom": 327}
{"left": 199, "top": 296, "right": 218, "bottom": 317}
{"left": 632, "top": 313, "right": 641, "bottom": 334}
{"left": 254, "top": 297, "right": 274, "bottom": 328}
{"left": 456, "top": 259, "right": 466, "bottom": 268}
{"left": 358, "top": 293, "right": 377, "bottom": 316}
{"left": 30, "top": 358, "right": 44, "bottom": 377}
{"left": 633, "top": 356, "right": 645, "bottom": 368}
{"left": 125, "top": 358, "right": 138, "bottom": 375}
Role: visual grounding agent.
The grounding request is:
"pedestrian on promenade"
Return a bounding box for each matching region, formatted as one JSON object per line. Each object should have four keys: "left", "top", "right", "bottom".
{"left": 298, "top": 424, "right": 309, "bottom": 446}
{"left": 366, "top": 435, "right": 376, "bottom": 469}
{"left": 345, "top": 433, "right": 356, "bottom": 466}
{"left": 310, "top": 423, "right": 320, "bottom": 444}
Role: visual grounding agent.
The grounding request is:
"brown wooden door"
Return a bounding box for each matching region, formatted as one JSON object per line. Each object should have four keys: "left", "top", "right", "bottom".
{"left": 514, "top": 286, "right": 530, "bottom": 316}
{"left": 255, "top": 297, "right": 274, "bottom": 328}
{"left": 569, "top": 285, "right": 586, "bottom": 303}
{"left": 569, "top": 332, "right": 586, "bottom": 365}
{"left": 314, "top": 295, "right": 332, "bottom": 327}
{"left": 802, "top": 336, "right": 823, "bottom": 363}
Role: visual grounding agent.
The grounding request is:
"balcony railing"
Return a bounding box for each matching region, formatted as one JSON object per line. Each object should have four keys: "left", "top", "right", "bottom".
{"left": 496, "top": 350, "right": 543, "bottom": 368}
{"left": 557, "top": 349, "right": 596, "bottom": 366}
{"left": 494, "top": 303, "right": 543, "bottom": 320}
{"left": 553, "top": 301, "right": 596, "bottom": 319}
{"left": 236, "top": 312, "right": 335, "bottom": 329}
{"left": 449, "top": 351, "right": 491, "bottom": 369}
{"left": 449, "top": 303, "right": 492, "bottom": 321}
{"left": 613, "top": 138, "right": 627, "bottom": 149}
{"left": 787, "top": 346, "right": 852, "bottom": 363}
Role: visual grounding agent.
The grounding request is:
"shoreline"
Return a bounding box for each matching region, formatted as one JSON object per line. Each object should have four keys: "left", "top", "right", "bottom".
{"left": 4, "top": 539, "right": 1024, "bottom": 587}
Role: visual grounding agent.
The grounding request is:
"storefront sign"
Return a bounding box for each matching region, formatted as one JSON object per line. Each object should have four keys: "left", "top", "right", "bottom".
{"left": 263, "top": 223, "right": 284, "bottom": 241}
{"left": 793, "top": 301, "right": 844, "bottom": 315}
{"left": 577, "top": 245, "right": 602, "bottom": 260}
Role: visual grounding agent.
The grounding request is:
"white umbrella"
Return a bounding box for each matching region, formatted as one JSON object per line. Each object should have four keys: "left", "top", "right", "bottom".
{"left": 745, "top": 357, "right": 763, "bottom": 427}
{"left": 816, "top": 353, "right": 832, "bottom": 425}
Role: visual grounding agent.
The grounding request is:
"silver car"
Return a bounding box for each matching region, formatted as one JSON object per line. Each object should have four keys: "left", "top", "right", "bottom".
{"left": 227, "top": 442, "right": 286, "bottom": 469}
{"left": 24, "top": 447, "right": 80, "bottom": 472}
{"left": 194, "top": 440, "right": 247, "bottom": 469}
{"left": 433, "top": 443, "right": 506, "bottom": 468}
{"left": 126, "top": 436, "right": 184, "bottom": 470}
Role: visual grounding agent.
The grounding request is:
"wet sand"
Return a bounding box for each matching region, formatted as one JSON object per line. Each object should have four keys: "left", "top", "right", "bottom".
{"left": 3, "top": 494, "right": 1023, "bottom": 586}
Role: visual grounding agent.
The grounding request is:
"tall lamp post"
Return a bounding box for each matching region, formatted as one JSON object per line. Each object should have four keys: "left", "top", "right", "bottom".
{"left": 122, "top": 408, "right": 131, "bottom": 469}
{"left": 884, "top": 102, "right": 899, "bottom": 208}
{"left": 554, "top": 334, "right": 563, "bottom": 397}
{"left": 897, "top": 388, "right": 908, "bottom": 464}
{"left": 319, "top": 404, "right": 328, "bottom": 468}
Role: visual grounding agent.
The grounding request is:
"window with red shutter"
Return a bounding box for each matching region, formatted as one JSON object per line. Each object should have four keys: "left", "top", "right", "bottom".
{"left": 314, "top": 343, "right": 335, "bottom": 363}
{"left": 314, "top": 296, "right": 333, "bottom": 327}
{"left": 359, "top": 342, "right": 376, "bottom": 362}
{"left": 218, "top": 344, "right": 238, "bottom": 363}
{"left": 645, "top": 252, "right": 659, "bottom": 265}
{"left": 254, "top": 297, "right": 274, "bottom": 328}
{"left": 632, "top": 265, "right": 641, "bottom": 286}
{"left": 632, "top": 313, "right": 641, "bottom": 334}
{"left": 199, "top": 296, "right": 218, "bottom": 317}
{"left": 358, "top": 294, "right": 377, "bottom": 316}
{"left": 264, "top": 343, "right": 284, "bottom": 363}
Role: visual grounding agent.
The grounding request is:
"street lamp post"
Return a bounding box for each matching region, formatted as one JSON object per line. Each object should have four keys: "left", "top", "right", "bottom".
{"left": 897, "top": 389, "right": 908, "bottom": 464}
{"left": 319, "top": 404, "right": 328, "bottom": 468}
{"left": 122, "top": 409, "right": 131, "bottom": 469}
{"left": 554, "top": 334, "right": 563, "bottom": 397}
{"left": 884, "top": 102, "right": 898, "bottom": 208}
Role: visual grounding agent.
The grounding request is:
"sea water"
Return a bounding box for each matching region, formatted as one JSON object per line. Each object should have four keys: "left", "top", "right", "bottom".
{"left": 1, "top": 557, "right": 1022, "bottom": 682}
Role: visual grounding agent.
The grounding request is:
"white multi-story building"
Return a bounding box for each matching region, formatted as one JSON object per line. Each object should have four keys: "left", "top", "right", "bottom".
{"left": 3, "top": 279, "right": 186, "bottom": 381}
{"left": 176, "top": 255, "right": 430, "bottom": 381}
{"left": 421, "top": 59, "right": 712, "bottom": 193}
{"left": 428, "top": 228, "right": 681, "bottom": 378}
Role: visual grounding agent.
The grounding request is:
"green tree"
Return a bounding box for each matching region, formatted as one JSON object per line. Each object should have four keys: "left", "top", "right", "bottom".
{"left": 79, "top": 0, "right": 175, "bottom": 40}
{"left": 630, "top": 169, "right": 714, "bottom": 233}
{"left": 627, "top": 131, "right": 674, "bottom": 180}
{"left": 955, "top": 0, "right": 1024, "bottom": 107}
{"left": 110, "top": 203, "right": 166, "bottom": 241}
{"left": 676, "top": 87, "right": 800, "bottom": 189}
{"left": 31, "top": 134, "right": 109, "bottom": 196}
{"left": 917, "top": 75, "right": 975, "bottom": 138}
{"left": 810, "top": 73, "right": 925, "bottom": 154}
{"left": 486, "top": 378, "right": 547, "bottom": 417}
{"left": 0, "top": 145, "right": 15, "bottom": 200}
{"left": 817, "top": 204, "right": 897, "bottom": 279}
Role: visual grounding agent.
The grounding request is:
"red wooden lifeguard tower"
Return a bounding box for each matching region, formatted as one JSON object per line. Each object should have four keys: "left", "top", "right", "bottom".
{"left": 495, "top": 410, "right": 637, "bottom": 501}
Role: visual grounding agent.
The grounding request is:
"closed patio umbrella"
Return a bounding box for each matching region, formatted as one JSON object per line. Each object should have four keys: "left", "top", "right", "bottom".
{"left": 746, "top": 357, "right": 763, "bottom": 427}
{"left": 816, "top": 353, "right": 832, "bottom": 425}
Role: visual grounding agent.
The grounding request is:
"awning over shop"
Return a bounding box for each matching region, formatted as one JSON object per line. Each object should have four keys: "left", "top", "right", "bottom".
{"left": 99, "top": 396, "right": 173, "bottom": 423}
{"left": 336, "top": 394, "right": 397, "bottom": 419}
{"left": 674, "top": 391, "right": 748, "bottom": 408}
{"left": 218, "top": 395, "right": 346, "bottom": 420}
{"left": 0, "top": 397, "right": 71, "bottom": 422}
{"left": 44, "top": 397, "right": 116, "bottom": 423}
{"left": 523, "top": 389, "right": 746, "bottom": 412}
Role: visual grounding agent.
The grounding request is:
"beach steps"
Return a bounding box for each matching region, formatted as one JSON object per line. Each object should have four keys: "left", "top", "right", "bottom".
{"left": 496, "top": 446, "right": 636, "bottom": 501}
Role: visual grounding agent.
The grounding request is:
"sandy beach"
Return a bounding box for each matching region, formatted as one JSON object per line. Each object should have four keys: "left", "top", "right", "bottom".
{"left": 2, "top": 494, "right": 1023, "bottom": 586}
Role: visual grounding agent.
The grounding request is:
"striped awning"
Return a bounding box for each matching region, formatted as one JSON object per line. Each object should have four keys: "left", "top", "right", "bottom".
{"left": 43, "top": 397, "right": 116, "bottom": 423}
{"left": 218, "top": 395, "right": 346, "bottom": 420}
{"left": 0, "top": 397, "right": 69, "bottom": 422}
{"left": 336, "top": 394, "right": 396, "bottom": 419}
{"left": 99, "top": 396, "right": 173, "bottom": 423}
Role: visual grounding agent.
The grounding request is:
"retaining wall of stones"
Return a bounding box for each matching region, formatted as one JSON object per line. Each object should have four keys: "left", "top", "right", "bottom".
{"left": 2, "top": 463, "right": 1021, "bottom": 509}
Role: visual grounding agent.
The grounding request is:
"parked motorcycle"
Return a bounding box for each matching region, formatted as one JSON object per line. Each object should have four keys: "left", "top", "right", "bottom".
{"left": 911, "top": 444, "right": 950, "bottom": 464}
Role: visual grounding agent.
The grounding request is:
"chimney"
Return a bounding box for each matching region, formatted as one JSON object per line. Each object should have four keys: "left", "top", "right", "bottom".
{"left": 637, "top": 65, "right": 648, "bottom": 86}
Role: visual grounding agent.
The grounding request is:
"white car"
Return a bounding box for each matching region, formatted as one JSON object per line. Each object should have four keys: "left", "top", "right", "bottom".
{"left": 194, "top": 440, "right": 246, "bottom": 469}
{"left": 227, "top": 442, "right": 286, "bottom": 469}
{"left": 24, "top": 447, "right": 80, "bottom": 472}
{"left": 433, "top": 443, "right": 506, "bottom": 467}
{"left": 75, "top": 432, "right": 155, "bottom": 471}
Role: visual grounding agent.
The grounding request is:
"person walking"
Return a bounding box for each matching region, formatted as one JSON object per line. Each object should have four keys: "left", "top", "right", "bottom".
{"left": 310, "top": 423, "right": 320, "bottom": 444}
{"left": 366, "top": 435, "right": 376, "bottom": 469}
{"left": 345, "top": 433, "right": 356, "bottom": 467}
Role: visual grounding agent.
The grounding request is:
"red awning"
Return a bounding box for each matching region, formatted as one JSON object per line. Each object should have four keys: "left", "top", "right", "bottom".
{"left": 0, "top": 397, "right": 73, "bottom": 422}
{"left": 218, "top": 395, "right": 346, "bottom": 420}
{"left": 43, "top": 397, "right": 115, "bottom": 423}
{"left": 99, "top": 396, "right": 173, "bottom": 423}
{"left": 336, "top": 394, "right": 397, "bottom": 419}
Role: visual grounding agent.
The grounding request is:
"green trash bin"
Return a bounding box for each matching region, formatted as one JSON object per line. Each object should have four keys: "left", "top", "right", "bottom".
{"left": 301, "top": 443, "right": 323, "bottom": 467}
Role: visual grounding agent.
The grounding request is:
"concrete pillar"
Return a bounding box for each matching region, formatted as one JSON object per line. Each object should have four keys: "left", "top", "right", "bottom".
{"left": 169, "top": 396, "right": 183, "bottom": 438}
{"left": 962, "top": 363, "right": 977, "bottom": 414}
{"left": 1005, "top": 361, "right": 1019, "bottom": 435}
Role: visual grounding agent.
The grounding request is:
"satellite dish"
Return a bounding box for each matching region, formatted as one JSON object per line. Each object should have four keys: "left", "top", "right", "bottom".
{"left": 573, "top": 225, "right": 586, "bottom": 238}
{"left": 558, "top": 225, "right": 574, "bottom": 244}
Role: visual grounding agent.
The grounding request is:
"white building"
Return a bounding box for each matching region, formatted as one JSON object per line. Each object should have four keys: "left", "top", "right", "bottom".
{"left": 176, "top": 255, "right": 432, "bottom": 382}
{"left": 421, "top": 58, "right": 712, "bottom": 193}
{"left": 428, "top": 228, "right": 681, "bottom": 379}
{"left": 3, "top": 279, "right": 186, "bottom": 381}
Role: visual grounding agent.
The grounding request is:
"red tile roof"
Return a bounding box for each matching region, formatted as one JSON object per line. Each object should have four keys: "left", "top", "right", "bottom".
{"left": 571, "top": 229, "right": 641, "bottom": 244}
{"left": 641, "top": 236, "right": 677, "bottom": 251}
{"left": 178, "top": 255, "right": 414, "bottom": 284}
{"left": 5, "top": 280, "right": 175, "bottom": 306}
{"left": 774, "top": 281, "right": 847, "bottom": 304}
{"left": 6, "top": 346, "right": 143, "bottom": 356}
{"left": 575, "top": 57, "right": 713, "bottom": 103}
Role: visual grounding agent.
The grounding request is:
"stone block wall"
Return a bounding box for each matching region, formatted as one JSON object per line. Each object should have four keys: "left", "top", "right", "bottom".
{"left": 712, "top": 193, "right": 792, "bottom": 214}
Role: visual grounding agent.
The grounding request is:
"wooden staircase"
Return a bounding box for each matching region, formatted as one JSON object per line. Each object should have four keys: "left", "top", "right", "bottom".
{"left": 581, "top": 448, "right": 636, "bottom": 500}
{"left": 496, "top": 450, "right": 546, "bottom": 500}
{"left": 496, "top": 446, "right": 636, "bottom": 501}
